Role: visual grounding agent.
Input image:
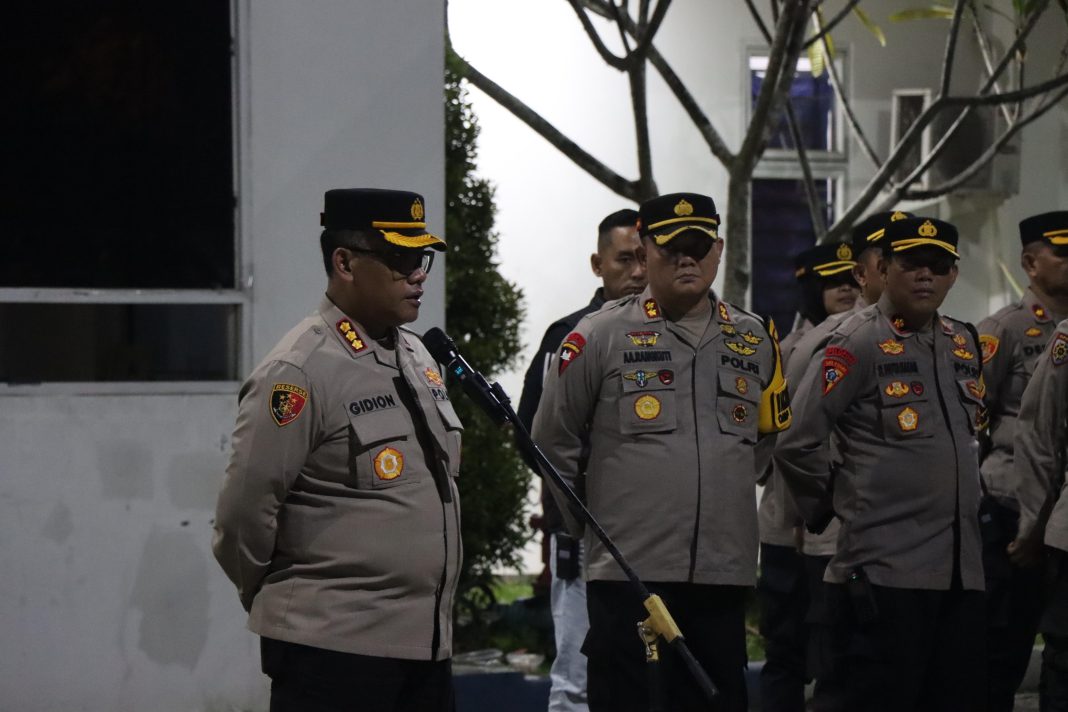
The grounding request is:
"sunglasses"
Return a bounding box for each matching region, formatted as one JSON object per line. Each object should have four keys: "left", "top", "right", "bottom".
{"left": 652, "top": 234, "right": 717, "bottom": 263}
{"left": 350, "top": 248, "right": 435, "bottom": 276}
{"left": 893, "top": 253, "right": 957, "bottom": 276}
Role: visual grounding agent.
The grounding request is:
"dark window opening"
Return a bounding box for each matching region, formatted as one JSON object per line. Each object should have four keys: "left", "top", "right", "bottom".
{"left": 751, "top": 178, "right": 834, "bottom": 336}
{"left": 1, "top": 1, "right": 234, "bottom": 289}
{"left": 0, "top": 304, "right": 239, "bottom": 382}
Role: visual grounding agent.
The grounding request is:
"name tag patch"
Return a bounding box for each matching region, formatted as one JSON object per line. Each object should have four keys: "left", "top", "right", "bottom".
{"left": 349, "top": 394, "right": 398, "bottom": 416}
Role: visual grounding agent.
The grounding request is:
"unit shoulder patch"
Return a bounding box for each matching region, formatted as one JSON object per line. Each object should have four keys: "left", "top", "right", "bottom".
{"left": 1052, "top": 332, "right": 1068, "bottom": 367}
{"left": 559, "top": 332, "right": 586, "bottom": 374}
{"left": 979, "top": 334, "right": 1000, "bottom": 364}
{"left": 270, "top": 383, "right": 309, "bottom": 426}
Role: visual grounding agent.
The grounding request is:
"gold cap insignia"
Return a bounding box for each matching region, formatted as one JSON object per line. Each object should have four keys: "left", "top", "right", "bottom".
{"left": 673, "top": 199, "right": 694, "bottom": 217}
{"left": 891, "top": 211, "right": 908, "bottom": 221}
{"left": 918, "top": 220, "right": 938, "bottom": 237}
{"left": 836, "top": 244, "right": 853, "bottom": 260}
{"left": 411, "top": 199, "right": 425, "bottom": 221}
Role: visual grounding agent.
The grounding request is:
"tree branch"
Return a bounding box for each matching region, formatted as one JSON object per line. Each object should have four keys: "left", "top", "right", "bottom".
{"left": 813, "top": 10, "right": 881, "bottom": 168}
{"left": 736, "top": 0, "right": 813, "bottom": 179}
{"left": 903, "top": 85, "right": 1068, "bottom": 199}
{"left": 579, "top": 0, "right": 736, "bottom": 166}
{"left": 784, "top": 101, "right": 828, "bottom": 237}
{"left": 744, "top": 0, "right": 773, "bottom": 39}
{"left": 966, "top": 0, "right": 1014, "bottom": 125}
{"left": 449, "top": 48, "right": 645, "bottom": 202}
{"left": 939, "top": 0, "right": 968, "bottom": 97}
{"left": 944, "top": 71, "right": 1068, "bottom": 106}
{"left": 629, "top": 0, "right": 658, "bottom": 197}
{"left": 802, "top": 0, "right": 861, "bottom": 49}
{"left": 568, "top": 0, "right": 629, "bottom": 70}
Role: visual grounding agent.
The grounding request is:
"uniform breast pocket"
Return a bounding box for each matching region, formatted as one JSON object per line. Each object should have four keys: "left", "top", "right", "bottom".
{"left": 435, "top": 400, "right": 464, "bottom": 478}
{"left": 348, "top": 407, "right": 416, "bottom": 489}
{"left": 715, "top": 370, "right": 760, "bottom": 443}
{"left": 618, "top": 368, "right": 677, "bottom": 435}
{"left": 955, "top": 378, "right": 986, "bottom": 433}
{"left": 876, "top": 378, "right": 933, "bottom": 440}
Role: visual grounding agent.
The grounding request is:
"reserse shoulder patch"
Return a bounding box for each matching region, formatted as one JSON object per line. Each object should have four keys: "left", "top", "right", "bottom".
{"left": 270, "top": 383, "right": 309, "bottom": 426}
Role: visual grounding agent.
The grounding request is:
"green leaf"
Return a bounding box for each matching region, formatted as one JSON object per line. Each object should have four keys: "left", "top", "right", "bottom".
{"left": 889, "top": 5, "right": 956, "bottom": 21}
{"left": 853, "top": 6, "right": 887, "bottom": 46}
{"left": 808, "top": 34, "right": 826, "bottom": 77}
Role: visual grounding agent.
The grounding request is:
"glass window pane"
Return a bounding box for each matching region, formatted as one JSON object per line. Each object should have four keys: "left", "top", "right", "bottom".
{"left": 751, "top": 178, "right": 835, "bottom": 336}
{"left": 0, "top": 304, "right": 240, "bottom": 382}
{"left": 0, "top": 1, "right": 234, "bottom": 288}
{"left": 750, "top": 57, "right": 836, "bottom": 152}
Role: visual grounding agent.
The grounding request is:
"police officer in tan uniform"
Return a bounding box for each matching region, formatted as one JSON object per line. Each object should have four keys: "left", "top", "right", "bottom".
{"left": 213, "top": 189, "right": 461, "bottom": 712}
{"left": 533, "top": 192, "right": 791, "bottom": 712}
{"left": 757, "top": 241, "right": 856, "bottom": 712}
{"left": 776, "top": 217, "right": 987, "bottom": 712}
{"left": 779, "top": 210, "right": 913, "bottom": 711}
{"left": 1012, "top": 316, "right": 1068, "bottom": 711}
{"left": 977, "top": 210, "right": 1068, "bottom": 711}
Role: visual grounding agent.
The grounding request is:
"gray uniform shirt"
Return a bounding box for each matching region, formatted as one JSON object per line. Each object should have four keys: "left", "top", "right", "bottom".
{"left": 775, "top": 295, "right": 985, "bottom": 591}
{"left": 1015, "top": 318, "right": 1068, "bottom": 553}
{"left": 213, "top": 297, "right": 463, "bottom": 660}
{"left": 978, "top": 289, "right": 1063, "bottom": 507}
{"left": 532, "top": 287, "right": 789, "bottom": 586}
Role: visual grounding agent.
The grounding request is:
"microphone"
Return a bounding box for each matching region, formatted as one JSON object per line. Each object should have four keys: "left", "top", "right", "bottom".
{"left": 422, "top": 327, "right": 510, "bottom": 425}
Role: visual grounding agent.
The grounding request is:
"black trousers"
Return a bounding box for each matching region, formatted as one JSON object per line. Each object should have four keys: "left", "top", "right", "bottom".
{"left": 803, "top": 553, "right": 847, "bottom": 712}
{"left": 1041, "top": 548, "right": 1068, "bottom": 712}
{"left": 584, "top": 580, "right": 749, "bottom": 712}
{"left": 757, "top": 542, "right": 809, "bottom": 712}
{"left": 821, "top": 583, "right": 987, "bottom": 712}
{"left": 260, "top": 637, "right": 455, "bottom": 712}
{"left": 983, "top": 500, "right": 1043, "bottom": 712}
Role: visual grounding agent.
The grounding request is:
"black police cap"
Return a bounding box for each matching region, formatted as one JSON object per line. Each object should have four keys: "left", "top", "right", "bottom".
{"left": 849, "top": 210, "right": 914, "bottom": 253}
{"left": 321, "top": 188, "right": 446, "bottom": 251}
{"left": 1019, "top": 211, "right": 1068, "bottom": 247}
{"left": 794, "top": 242, "right": 857, "bottom": 280}
{"left": 638, "top": 192, "right": 720, "bottom": 244}
{"left": 882, "top": 217, "right": 959, "bottom": 258}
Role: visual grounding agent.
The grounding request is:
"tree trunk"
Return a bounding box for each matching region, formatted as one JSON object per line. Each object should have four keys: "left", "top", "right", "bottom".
{"left": 723, "top": 171, "right": 752, "bottom": 305}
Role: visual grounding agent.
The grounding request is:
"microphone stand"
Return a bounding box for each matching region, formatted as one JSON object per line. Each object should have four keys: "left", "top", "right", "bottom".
{"left": 481, "top": 380, "right": 720, "bottom": 708}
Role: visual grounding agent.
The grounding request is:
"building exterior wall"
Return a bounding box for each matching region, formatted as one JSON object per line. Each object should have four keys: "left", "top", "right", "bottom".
{"left": 0, "top": 2, "right": 445, "bottom": 709}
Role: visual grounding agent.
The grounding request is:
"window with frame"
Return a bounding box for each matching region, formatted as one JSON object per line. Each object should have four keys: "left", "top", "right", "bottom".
{"left": 748, "top": 52, "right": 847, "bottom": 336}
{"left": 1, "top": 1, "right": 240, "bottom": 384}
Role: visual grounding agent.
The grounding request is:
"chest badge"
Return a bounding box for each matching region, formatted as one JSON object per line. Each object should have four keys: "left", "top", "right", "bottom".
{"left": 884, "top": 381, "right": 909, "bottom": 398}
{"left": 1025, "top": 327, "right": 1043, "bottom": 338}
{"left": 719, "top": 323, "right": 737, "bottom": 336}
{"left": 270, "top": 383, "right": 309, "bottom": 427}
{"left": 735, "top": 376, "right": 749, "bottom": 395}
{"left": 634, "top": 394, "right": 662, "bottom": 420}
{"left": 897, "top": 406, "right": 919, "bottom": 432}
{"left": 740, "top": 330, "right": 763, "bottom": 345}
{"left": 626, "top": 331, "right": 660, "bottom": 347}
{"left": 374, "top": 447, "right": 405, "bottom": 481}
{"left": 726, "top": 341, "right": 757, "bottom": 356}
{"left": 425, "top": 368, "right": 444, "bottom": 387}
{"left": 624, "top": 370, "right": 657, "bottom": 388}
{"left": 878, "top": 339, "right": 905, "bottom": 355}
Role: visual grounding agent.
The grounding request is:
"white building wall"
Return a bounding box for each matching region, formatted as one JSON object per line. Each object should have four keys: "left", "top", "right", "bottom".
{"left": 0, "top": 2, "right": 444, "bottom": 710}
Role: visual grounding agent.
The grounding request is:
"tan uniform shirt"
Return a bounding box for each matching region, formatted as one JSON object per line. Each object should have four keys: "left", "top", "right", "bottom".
{"left": 532, "top": 288, "right": 790, "bottom": 586}
{"left": 781, "top": 304, "right": 868, "bottom": 558}
{"left": 213, "top": 297, "right": 463, "bottom": 660}
{"left": 775, "top": 296, "right": 985, "bottom": 591}
{"left": 758, "top": 320, "right": 812, "bottom": 547}
{"left": 1015, "top": 318, "right": 1068, "bottom": 553}
{"left": 978, "top": 289, "right": 1063, "bottom": 507}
